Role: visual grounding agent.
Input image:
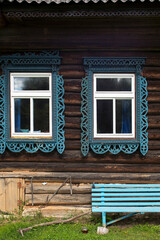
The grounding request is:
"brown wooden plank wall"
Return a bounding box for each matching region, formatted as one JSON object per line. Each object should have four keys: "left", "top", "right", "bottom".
{"left": 0, "top": 3, "right": 160, "bottom": 184}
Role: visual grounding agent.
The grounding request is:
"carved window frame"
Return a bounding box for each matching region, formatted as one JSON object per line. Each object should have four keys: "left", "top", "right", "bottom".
{"left": 0, "top": 51, "right": 65, "bottom": 154}
{"left": 81, "top": 57, "right": 148, "bottom": 156}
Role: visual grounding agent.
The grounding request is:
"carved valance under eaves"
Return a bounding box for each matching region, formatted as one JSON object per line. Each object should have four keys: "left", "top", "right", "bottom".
{"left": 0, "top": 0, "right": 159, "bottom": 3}
{"left": 4, "top": 9, "right": 160, "bottom": 19}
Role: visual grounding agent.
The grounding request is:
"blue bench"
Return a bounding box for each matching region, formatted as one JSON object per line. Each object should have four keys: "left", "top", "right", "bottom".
{"left": 92, "top": 184, "right": 160, "bottom": 227}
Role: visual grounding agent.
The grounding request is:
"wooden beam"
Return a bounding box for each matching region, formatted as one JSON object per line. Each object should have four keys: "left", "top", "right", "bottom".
{"left": 1, "top": 172, "right": 160, "bottom": 184}
{"left": 25, "top": 193, "right": 91, "bottom": 205}
{"left": 25, "top": 183, "right": 91, "bottom": 194}
{"left": 2, "top": 162, "right": 160, "bottom": 173}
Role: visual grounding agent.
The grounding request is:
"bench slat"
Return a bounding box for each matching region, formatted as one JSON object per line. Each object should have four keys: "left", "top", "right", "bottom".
{"left": 92, "top": 184, "right": 160, "bottom": 188}
{"left": 92, "top": 202, "right": 160, "bottom": 206}
{"left": 92, "top": 197, "right": 160, "bottom": 201}
{"left": 92, "top": 193, "right": 160, "bottom": 197}
{"left": 92, "top": 207, "right": 160, "bottom": 213}
{"left": 92, "top": 188, "right": 160, "bottom": 192}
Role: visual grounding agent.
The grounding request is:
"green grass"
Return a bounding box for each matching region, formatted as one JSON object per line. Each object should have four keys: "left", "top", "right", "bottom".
{"left": 0, "top": 215, "right": 160, "bottom": 240}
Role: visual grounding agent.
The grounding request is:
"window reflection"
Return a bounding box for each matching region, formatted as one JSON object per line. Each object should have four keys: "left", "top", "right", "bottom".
{"left": 97, "top": 78, "right": 131, "bottom": 91}
{"left": 97, "top": 100, "right": 113, "bottom": 134}
{"left": 116, "top": 100, "right": 132, "bottom": 134}
{"left": 15, "top": 99, "right": 30, "bottom": 133}
{"left": 14, "top": 77, "right": 49, "bottom": 90}
{"left": 34, "top": 99, "right": 49, "bottom": 133}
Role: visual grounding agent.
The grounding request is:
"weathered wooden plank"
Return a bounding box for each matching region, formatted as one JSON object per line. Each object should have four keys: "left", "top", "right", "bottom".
{"left": 149, "top": 132, "right": 160, "bottom": 140}
{"left": 1, "top": 13, "right": 160, "bottom": 53}
{"left": 60, "top": 70, "right": 84, "bottom": 79}
{"left": 0, "top": 178, "right": 24, "bottom": 212}
{"left": 25, "top": 183, "right": 91, "bottom": 194}
{"left": 25, "top": 193, "right": 91, "bottom": 205}
{"left": 65, "top": 129, "right": 81, "bottom": 139}
{"left": 2, "top": 162, "right": 160, "bottom": 173}
{"left": 64, "top": 105, "right": 81, "bottom": 117}
{"left": 1, "top": 21, "right": 160, "bottom": 50}
{"left": 148, "top": 81, "right": 160, "bottom": 92}
{"left": 64, "top": 93, "right": 81, "bottom": 105}
{"left": 149, "top": 140, "right": 160, "bottom": 150}
{"left": 1, "top": 172, "right": 160, "bottom": 184}
{"left": 20, "top": 178, "right": 25, "bottom": 205}
{"left": 148, "top": 87, "right": 160, "bottom": 92}
{"left": 5, "top": 179, "right": 18, "bottom": 212}
{"left": 148, "top": 104, "right": 160, "bottom": 115}
{"left": 64, "top": 79, "right": 81, "bottom": 92}
{"left": 0, "top": 178, "right": 6, "bottom": 211}
{"left": 148, "top": 93, "right": 160, "bottom": 103}
{"left": 1, "top": 149, "right": 160, "bottom": 163}
{"left": 148, "top": 116, "right": 160, "bottom": 129}
{"left": 65, "top": 140, "right": 80, "bottom": 150}
{"left": 143, "top": 67, "right": 160, "bottom": 79}
{"left": 65, "top": 117, "right": 81, "bottom": 129}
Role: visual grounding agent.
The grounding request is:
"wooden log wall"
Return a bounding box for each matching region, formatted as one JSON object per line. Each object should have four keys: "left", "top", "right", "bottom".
{"left": 25, "top": 182, "right": 91, "bottom": 205}
{"left": 0, "top": 2, "right": 160, "bottom": 211}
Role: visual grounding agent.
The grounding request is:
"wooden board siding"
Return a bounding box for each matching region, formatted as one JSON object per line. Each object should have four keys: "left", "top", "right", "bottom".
{"left": 0, "top": 4, "right": 160, "bottom": 187}
{"left": 25, "top": 183, "right": 91, "bottom": 194}
{"left": 0, "top": 178, "right": 25, "bottom": 212}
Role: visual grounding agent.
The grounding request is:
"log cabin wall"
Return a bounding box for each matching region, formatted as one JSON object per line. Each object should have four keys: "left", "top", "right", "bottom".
{"left": 0, "top": 1, "right": 160, "bottom": 213}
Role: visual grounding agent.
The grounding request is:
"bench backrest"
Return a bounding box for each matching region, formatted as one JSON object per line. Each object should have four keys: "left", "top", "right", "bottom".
{"left": 92, "top": 184, "right": 160, "bottom": 213}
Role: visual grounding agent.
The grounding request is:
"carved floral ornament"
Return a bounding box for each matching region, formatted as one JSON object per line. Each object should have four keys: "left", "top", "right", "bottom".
{"left": 0, "top": 51, "right": 65, "bottom": 154}
{"left": 81, "top": 57, "right": 148, "bottom": 156}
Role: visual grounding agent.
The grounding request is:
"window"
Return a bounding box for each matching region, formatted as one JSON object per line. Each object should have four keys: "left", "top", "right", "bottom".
{"left": 81, "top": 57, "right": 148, "bottom": 156}
{"left": 0, "top": 51, "right": 65, "bottom": 154}
{"left": 11, "top": 73, "right": 52, "bottom": 138}
{"left": 94, "top": 74, "right": 135, "bottom": 139}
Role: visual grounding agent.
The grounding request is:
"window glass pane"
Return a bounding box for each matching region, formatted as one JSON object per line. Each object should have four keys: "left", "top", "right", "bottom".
{"left": 34, "top": 99, "right": 49, "bottom": 133}
{"left": 15, "top": 99, "right": 30, "bottom": 133}
{"left": 14, "top": 77, "right": 49, "bottom": 90}
{"left": 96, "top": 78, "right": 131, "bottom": 91}
{"left": 97, "top": 100, "right": 113, "bottom": 134}
{"left": 116, "top": 100, "right": 132, "bottom": 134}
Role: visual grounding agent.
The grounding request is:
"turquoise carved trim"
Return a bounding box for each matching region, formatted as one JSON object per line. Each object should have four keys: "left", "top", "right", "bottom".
{"left": 0, "top": 51, "right": 65, "bottom": 154}
{"left": 90, "top": 144, "right": 139, "bottom": 155}
{"left": 0, "top": 75, "right": 6, "bottom": 154}
{"left": 140, "top": 76, "right": 148, "bottom": 156}
{"left": 56, "top": 75, "right": 65, "bottom": 154}
{"left": 81, "top": 57, "right": 148, "bottom": 156}
{"left": 6, "top": 142, "right": 56, "bottom": 153}
{"left": 83, "top": 58, "right": 145, "bottom": 67}
{"left": 0, "top": 51, "right": 61, "bottom": 66}
{"left": 81, "top": 76, "right": 89, "bottom": 156}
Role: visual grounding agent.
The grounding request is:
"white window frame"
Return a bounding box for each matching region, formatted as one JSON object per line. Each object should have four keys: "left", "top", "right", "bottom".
{"left": 10, "top": 72, "right": 52, "bottom": 138}
{"left": 93, "top": 73, "right": 135, "bottom": 139}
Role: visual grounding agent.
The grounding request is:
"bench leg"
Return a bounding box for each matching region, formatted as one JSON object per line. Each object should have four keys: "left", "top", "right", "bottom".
{"left": 102, "top": 212, "right": 106, "bottom": 227}
{"left": 106, "top": 212, "right": 139, "bottom": 226}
